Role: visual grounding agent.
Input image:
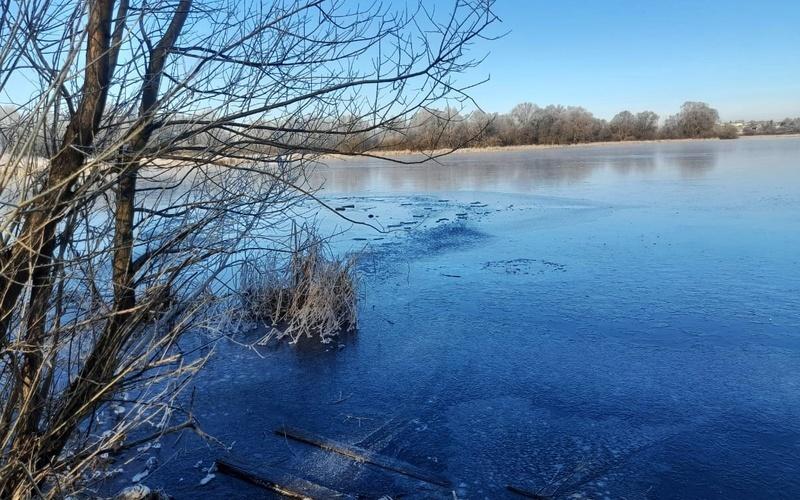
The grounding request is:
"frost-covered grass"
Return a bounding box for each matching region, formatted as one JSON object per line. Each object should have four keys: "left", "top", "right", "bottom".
{"left": 239, "top": 228, "right": 358, "bottom": 343}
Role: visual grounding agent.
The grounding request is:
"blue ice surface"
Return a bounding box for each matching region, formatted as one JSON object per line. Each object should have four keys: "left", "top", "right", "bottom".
{"left": 130, "top": 137, "right": 800, "bottom": 499}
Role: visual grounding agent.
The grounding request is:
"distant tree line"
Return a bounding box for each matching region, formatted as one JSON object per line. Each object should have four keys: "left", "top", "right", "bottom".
{"left": 3, "top": 101, "right": 798, "bottom": 156}
{"left": 365, "top": 101, "right": 749, "bottom": 151}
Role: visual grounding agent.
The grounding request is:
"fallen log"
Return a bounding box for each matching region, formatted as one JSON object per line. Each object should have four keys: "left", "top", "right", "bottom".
{"left": 275, "top": 425, "right": 451, "bottom": 487}
{"left": 216, "top": 457, "right": 348, "bottom": 499}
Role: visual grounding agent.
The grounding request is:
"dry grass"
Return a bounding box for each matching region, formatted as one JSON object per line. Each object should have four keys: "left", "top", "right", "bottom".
{"left": 240, "top": 227, "right": 358, "bottom": 344}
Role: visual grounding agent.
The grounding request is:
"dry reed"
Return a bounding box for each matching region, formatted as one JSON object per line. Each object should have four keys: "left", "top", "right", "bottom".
{"left": 240, "top": 227, "right": 358, "bottom": 344}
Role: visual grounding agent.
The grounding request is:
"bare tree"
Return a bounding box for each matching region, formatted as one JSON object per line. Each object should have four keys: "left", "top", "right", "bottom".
{"left": 610, "top": 110, "right": 636, "bottom": 141}
{"left": 663, "top": 101, "right": 720, "bottom": 138}
{"left": 0, "top": 0, "right": 497, "bottom": 495}
{"left": 510, "top": 102, "right": 539, "bottom": 143}
{"left": 610, "top": 110, "right": 659, "bottom": 141}
{"left": 635, "top": 111, "right": 659, "bottom": 140}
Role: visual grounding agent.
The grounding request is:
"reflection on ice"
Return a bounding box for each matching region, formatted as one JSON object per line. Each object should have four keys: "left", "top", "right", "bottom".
{"left": 308, "top": 140, "right": 725, "bottom": 194}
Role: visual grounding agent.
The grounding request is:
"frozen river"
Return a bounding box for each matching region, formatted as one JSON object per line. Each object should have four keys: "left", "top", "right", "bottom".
{"left": 132, "top": 136, "right": 800, "bottom": 499}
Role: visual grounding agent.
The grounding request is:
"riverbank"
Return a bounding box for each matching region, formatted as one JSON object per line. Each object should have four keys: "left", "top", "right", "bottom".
{"left": 333, "top": 133, "right": 800, "bottom": 159}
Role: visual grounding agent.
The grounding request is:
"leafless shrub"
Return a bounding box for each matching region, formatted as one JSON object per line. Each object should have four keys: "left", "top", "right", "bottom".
{"left": 716, "top": 123, "right": 740, "bottom": 140}
{"left": 240, "top": 226, "right": 357, "bottom": 344}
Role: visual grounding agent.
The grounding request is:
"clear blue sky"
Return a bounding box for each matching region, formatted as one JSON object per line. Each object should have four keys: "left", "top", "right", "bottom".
{"left": 4, "top": 0, "right": 797, "bottom": 122}
{"left": 464, "top": 0, "right": 800, "bottom": 121}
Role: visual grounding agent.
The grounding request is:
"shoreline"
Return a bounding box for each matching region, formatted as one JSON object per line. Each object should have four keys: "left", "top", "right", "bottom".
{"left": 338, "top": 134, "right": 800, "bottom": 159}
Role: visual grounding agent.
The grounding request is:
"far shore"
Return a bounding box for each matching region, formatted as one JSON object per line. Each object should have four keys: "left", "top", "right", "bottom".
{"left": 329, "top": 133, "right": 800, "bottom": 160}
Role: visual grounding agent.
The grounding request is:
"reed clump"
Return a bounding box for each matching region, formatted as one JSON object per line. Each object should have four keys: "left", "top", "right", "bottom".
{"left": 240, "top": 228, "right": 358, "bottom": 343}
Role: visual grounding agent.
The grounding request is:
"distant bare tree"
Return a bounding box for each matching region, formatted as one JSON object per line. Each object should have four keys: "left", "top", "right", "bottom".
{"left": 611, "top": 110, "right": 659, "bottom": 141}
{"left": 510, "top": 102, "right": 539, "bottom": 143}
{"left": 635, "top": 111, "right": 660, "bottom": 140}
{"left": 0, "top": 0, "right": 497, "bottom": 495}
{"left": 557, "top": 106, "right": 598, "bottom": 144}
{"left": 610, "top": 110, "right": 637, "bottom": 141}
{"left": 664, "top": 101, "right": 720, "bottom": 138}
{"left": 464, "top": 109, "right": 506, "bottom": 147}
{"left": 405, "top": 107, "right": 469, "bottom": 150}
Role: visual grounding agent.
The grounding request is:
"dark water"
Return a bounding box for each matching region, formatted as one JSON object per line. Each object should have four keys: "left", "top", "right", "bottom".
{"left": 124, "top": 137, "right": 800, "bottom": 499}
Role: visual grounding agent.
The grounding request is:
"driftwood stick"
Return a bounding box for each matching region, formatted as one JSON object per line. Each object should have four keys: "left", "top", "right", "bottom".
{"left": 274, "top": 425, "right": 452, "bottom": 487}
{"left": 215, "top": 457, "right": 348, "bottom": 499}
